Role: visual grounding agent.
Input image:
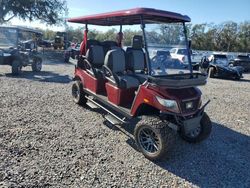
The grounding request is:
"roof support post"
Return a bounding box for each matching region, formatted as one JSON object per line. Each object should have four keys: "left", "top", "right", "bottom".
{"left": 140, "top": 15, "right": 151, "bottom": 75}
{"left": 80, "top": 23, "right": 88, "bottom": 55}
{"left": 183, "top": 22, "right": 193, "bottom": 76}
{"left": 117, "top": 24, "right": 123, "bottom": 47}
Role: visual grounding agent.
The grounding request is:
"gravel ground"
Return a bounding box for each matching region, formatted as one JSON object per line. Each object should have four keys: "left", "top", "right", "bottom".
{"left": 0, "top": 51, "right": 250, "bottom": 187}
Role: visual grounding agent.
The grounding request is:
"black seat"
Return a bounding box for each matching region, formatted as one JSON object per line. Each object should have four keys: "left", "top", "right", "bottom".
{"left": 103, "top": 48, "right": 140, "bottom": 89}
{"left": 126, "top": 35, "right": 147, "bottom": 83}
{"left": 101, "top": 40, "right": 118, "bottom": 54}
{"left": 85, "top": 45, "right": 105, "bottom": 79}
{"left": 86, "top": 39, "right": 100, "bottom": 50}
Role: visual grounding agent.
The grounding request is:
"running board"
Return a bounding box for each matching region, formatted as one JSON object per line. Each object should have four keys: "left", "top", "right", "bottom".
{"left": 86, "top": 101, "right": 98, "bottom": 109}
{"left": 85, "top": 95, "right": 127, "bottom": 124}
{"left": 104, "top": 114, "right": 122, "bottom": 125}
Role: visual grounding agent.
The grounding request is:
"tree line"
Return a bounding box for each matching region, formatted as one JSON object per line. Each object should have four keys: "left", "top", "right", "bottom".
{"left": 189, "top": 22, "right": 250, "bottom": 52}
{"left": 42, "top": 21, "right": 250, "bottom": 53}
{"left": 1, "top": 1, "right": 249, "bottom": 52}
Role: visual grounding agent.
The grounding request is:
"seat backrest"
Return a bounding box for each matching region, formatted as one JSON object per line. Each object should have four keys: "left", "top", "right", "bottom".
{"left": 132, "top": 35, "right": 143, "bottom": 49}
{"left": 104, "top": 48, "right": 126, "bottom": 73}
{"left": 126, "top": 35, "right": 145, "bottom": 72}
{"left": 101, "top": 40, "right": 118, "bottom": 54}
{"left": 86, "top": 39, "right": 100, "bottom": 50}
{"left": 86, "top": 45, "right": 105, "bottom": 68}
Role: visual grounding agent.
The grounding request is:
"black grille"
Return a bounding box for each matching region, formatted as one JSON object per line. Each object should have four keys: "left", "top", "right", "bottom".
{"left": 180, "top": 98, "right": 199, "bottom": 114}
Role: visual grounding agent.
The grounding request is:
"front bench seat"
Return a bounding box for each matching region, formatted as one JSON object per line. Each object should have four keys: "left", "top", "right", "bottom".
{"left": 103, "top": 48, "right": 140, "bottom": 89}
{"left": 85, "top": 45, "right": 105, "bottom": 79}
{"left": 126, "top": 35, "right": 148, "bottom": 83}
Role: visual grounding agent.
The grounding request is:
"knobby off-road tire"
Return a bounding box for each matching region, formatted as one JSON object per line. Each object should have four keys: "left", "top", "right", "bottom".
{"left": 179, "top": 112, "right": 212, "bottom": 143}
{"left": 134, "top": 116, "right": 175, "bottom": 161}
{"left": 72, "top": 80, "right": 87, "bottom": 105}
{"left": 12, "top": 60, "right": 22, "bottom": 75}
{"left": 32, "top": 58, "right": 42, "bottom": 72}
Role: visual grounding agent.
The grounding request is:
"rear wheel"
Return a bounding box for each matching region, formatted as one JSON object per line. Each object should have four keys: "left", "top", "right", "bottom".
{"left": 235, "top": 76, "right": 241, "bottom": 80}
{"left": 134, "top": 116, "right": 175, "bottom": 161}
{"left": 32, "top": 58, "right": 42, "bottom": 72}
{"left": 72, "top": 80, "right": 87, "bottom": 105}
{"left": 179, "top": 112, "right": 212, "bottom": 143}
{"left": 209, "top": 67, "right": 215, "bottom": 78}
{"left": 12, "top": 60, "right": 22, "bottom": 75}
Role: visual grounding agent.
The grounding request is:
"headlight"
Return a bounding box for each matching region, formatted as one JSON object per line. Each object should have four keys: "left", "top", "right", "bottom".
{"left": 156, "top": 96, "right": 179, "bottom": 112}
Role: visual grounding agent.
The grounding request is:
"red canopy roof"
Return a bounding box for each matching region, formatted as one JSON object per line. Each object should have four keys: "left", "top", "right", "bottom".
{"left": 67, "top": 7, "right": 191, "bottom": 26}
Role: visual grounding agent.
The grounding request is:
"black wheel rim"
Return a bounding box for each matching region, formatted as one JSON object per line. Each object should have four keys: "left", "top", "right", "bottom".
{"left": 138, "top": 127, "right": 160, "bottom": 154}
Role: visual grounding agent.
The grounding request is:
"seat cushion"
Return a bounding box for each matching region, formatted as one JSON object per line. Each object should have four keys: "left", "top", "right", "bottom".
{"left": 93, "top": 68, "right": 104, "bottom": 79}
{"left": 117, "top": 75, "right": 140, "bottom": 89}
{"left": 134, "top": 73, "right": 148, "bottom": 83}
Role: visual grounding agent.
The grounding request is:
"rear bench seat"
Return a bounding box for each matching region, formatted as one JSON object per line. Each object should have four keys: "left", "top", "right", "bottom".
{"left": 85, "top": 44, "right": 105, "bottom": 79}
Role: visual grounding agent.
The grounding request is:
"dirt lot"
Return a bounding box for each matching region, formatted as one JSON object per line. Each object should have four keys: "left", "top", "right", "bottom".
{"left": 0, "top": 51, "right": 250, "bottom": 187}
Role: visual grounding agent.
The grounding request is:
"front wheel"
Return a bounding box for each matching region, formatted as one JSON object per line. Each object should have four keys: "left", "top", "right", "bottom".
{"left": 12, "top": 60, "right": 22, "bottom": 75}
{"left": 32, "top": 58, "right": 42, "bottom": 72}
{"left": 72, "top": 80, "right": 87, "bottom": 105}
{"left": 134, "top": 116, "right": 175, "bottom": 161}
{"left": 179, "top": 112, "right": 212, "bottom": 143}
{"left": 209, "top": 67, "right": 215, "bottom": 78}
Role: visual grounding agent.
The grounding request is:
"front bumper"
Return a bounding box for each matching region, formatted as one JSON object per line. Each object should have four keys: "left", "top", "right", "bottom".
{"left": 161, "top": 100, "right": 210, "bottom": 132}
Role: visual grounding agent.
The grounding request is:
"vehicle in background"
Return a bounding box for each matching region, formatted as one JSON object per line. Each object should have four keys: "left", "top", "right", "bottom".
{"left": 229, "top": 54, "right": 250, "bottom": 72}
{"left": 170, "top": 48, "right": 188, "bottom": 63}
{"left": 0, "top": 25, "right": 43, "bottom": 75}
{"left": 69, "top": 8, "right": 212, "bottom": 161}
{"left": 170, "top": 48, "right": 201, "bottom": 70}
{"left": 64, "top": 43, "right": 80, "bottom": 63}
{"left": 53, "top": 32, "right": 67, "bottom": 50}
{"left": 208, "top": 53, "right": 243, "bottom": 80}
{"left": 38, "top": 39, "right": 52, "bottom": 48}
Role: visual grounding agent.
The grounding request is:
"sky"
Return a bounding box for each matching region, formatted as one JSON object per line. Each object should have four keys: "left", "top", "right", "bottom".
{"left": 10, "top": 0, "right": 250, "bottom": 31}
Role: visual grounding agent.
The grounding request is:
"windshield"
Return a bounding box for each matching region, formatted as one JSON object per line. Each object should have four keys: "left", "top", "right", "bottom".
{"left": 145, "top": 23, "right": 191, "bottom": 76}
{"left": 0, "top": 27, "right": 18, "bottom": 47}
{"left": 213, "top": 55, "right": 228, "bottom": 66}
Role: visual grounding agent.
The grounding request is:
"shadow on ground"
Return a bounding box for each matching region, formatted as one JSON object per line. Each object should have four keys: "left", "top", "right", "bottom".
{"left": 5, "top": 71, "right": 72, "bottom": 84}
{"left": 153, "top": 122, "right": 250, "bottom": 187}
{"left": 101, "top": 118, "right": 250, "bottom": 187}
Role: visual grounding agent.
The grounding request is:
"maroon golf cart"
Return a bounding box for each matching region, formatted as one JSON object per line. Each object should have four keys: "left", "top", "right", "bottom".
{"left": 68, "top": 8, "right": 212, "bottom": 160}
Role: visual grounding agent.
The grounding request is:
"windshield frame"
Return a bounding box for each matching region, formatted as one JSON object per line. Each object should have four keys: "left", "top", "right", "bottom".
{"left": 140, "top": 19, "right": 193, "bottom": 76}
{"left": 0, "top": 27, "right": 18, "bottom": 47}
